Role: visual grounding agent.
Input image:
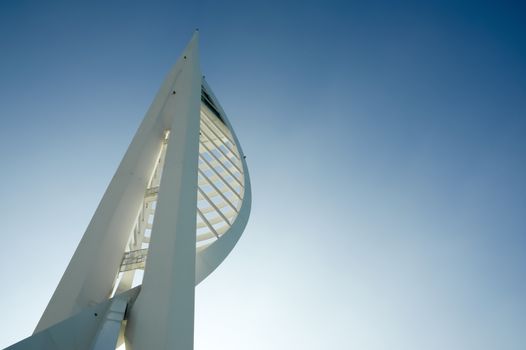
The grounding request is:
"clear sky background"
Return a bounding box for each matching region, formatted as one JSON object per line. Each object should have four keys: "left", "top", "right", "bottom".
{"left": 0, "top": 1, "right": 525, "bottom": 349}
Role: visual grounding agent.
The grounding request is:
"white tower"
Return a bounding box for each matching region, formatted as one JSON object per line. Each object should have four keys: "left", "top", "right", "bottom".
{"left": 5, "top": 31, "right": 251, "bottom": 350}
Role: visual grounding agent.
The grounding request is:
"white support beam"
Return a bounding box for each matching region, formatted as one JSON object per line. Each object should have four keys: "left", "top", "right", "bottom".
{"left": 125, "top": 30, "right": 202, "bottom": 350}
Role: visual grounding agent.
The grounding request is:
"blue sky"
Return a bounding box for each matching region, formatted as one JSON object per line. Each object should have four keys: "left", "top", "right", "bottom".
{"left": 0, "top": 1, "right": 525, "bottom": 349}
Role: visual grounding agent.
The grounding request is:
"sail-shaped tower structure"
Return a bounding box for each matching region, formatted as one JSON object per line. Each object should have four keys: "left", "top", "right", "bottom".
{"left": 5, "top": 31, "right": 251, "bottom": 350}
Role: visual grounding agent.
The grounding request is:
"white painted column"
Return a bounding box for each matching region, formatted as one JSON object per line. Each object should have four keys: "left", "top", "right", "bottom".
{"left": 125, "top": 31, "right": 202, "bottom": 350}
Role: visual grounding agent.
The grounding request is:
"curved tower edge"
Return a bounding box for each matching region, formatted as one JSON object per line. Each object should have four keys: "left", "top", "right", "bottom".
{"left": 195, "top": 79, "right": 252, "bottom": 284}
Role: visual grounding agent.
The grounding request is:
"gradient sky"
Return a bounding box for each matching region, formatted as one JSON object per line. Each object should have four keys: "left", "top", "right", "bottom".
{"left": 1, "top": 1, "right": 525, "bottom": 349}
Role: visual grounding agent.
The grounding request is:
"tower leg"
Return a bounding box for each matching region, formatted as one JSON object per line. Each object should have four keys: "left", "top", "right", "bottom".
{"left": 124, "top": 32, "right": 202, "bottom": 350}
